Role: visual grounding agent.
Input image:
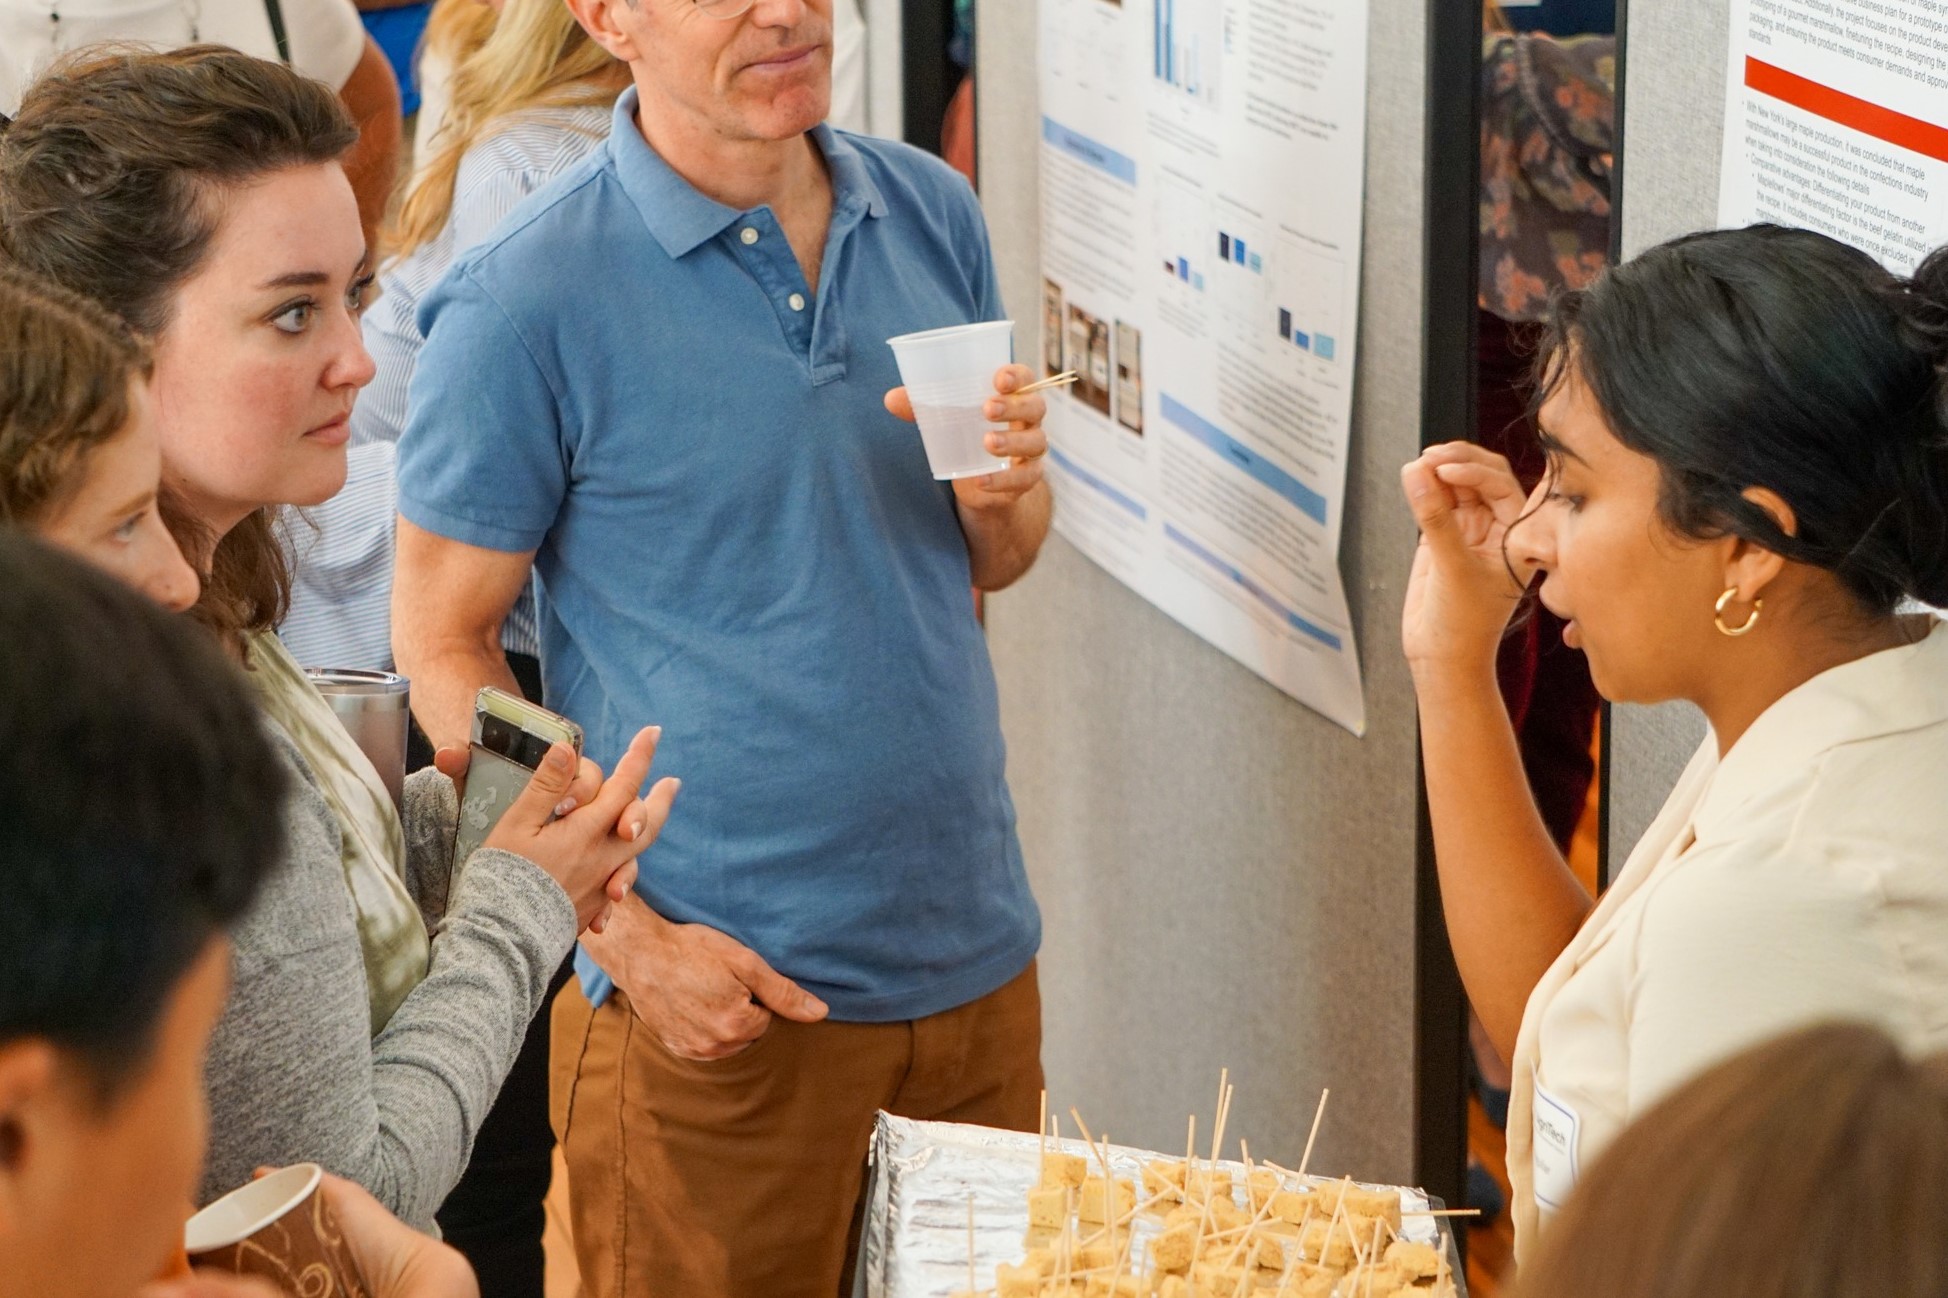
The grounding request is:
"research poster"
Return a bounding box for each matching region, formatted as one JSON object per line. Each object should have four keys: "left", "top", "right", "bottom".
{"left": 1718, "top": 0, "right": 1948, "bottom": 273}
{"left": 1035, "top": 0, "right": 1370, "bottom": 735}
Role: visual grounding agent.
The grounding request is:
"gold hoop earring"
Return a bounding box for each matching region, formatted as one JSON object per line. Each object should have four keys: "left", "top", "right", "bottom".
{"left": 1715, "top": 587, "right": 1762, "bottom": 637}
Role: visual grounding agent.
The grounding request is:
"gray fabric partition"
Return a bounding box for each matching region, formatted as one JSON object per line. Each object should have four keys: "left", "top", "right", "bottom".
{"left": 1605, "top": 0, "right": 1728, "bottom": 860}
{"left": 973, "top": 0, "right": 1430, "bottom": 1182}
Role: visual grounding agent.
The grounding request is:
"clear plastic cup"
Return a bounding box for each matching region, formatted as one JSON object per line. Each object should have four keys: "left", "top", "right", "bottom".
{"left": 887, "top": 320, "right": 1015, "bottom": 480}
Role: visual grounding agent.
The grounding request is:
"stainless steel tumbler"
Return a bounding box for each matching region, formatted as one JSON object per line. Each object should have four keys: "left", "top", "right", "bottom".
{"left": 305, "top": 669, "right": 411, "bottom": 810}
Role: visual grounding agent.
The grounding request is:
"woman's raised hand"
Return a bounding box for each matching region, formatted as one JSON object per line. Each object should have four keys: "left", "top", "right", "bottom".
{"left": 462, "top": 726, "right": 677, "bottom": 932}
{"left": 1400, "top": 442, "right": 1540, "bottom": 675}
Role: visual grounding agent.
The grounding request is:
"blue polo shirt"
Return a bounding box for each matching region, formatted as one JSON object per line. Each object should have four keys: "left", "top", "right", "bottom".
{"left": 395, "top": 90, "right": 1040, "bottom": 1023}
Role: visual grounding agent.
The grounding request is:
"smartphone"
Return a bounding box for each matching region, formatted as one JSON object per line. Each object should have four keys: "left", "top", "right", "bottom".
{"left": 452, "top": 686, "right": 585, "bottom": 874}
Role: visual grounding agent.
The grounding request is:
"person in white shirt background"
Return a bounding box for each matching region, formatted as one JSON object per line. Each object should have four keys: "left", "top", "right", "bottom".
{"left": 0, "top": 0, "right": 401, "bottom": 249}
{"left": 1401, "top": 222, "right": 1948, "bottom": 1261}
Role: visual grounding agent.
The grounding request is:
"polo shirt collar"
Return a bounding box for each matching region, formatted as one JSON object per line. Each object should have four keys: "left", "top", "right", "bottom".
{"left": 1693, "top": 616, "right": 1948, "bottom": 842}
{"left": 607, "top": 87, "right": 887, "bottom": 260}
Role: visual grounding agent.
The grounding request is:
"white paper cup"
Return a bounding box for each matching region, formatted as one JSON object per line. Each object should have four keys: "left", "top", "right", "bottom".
{"left": 888, "top": 320, "right": 1015, "bottom": 480}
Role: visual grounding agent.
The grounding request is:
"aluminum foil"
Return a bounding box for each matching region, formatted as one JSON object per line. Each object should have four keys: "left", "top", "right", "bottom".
{"left": 851, "top": 1113, "right": 1467, "bottom": 1298}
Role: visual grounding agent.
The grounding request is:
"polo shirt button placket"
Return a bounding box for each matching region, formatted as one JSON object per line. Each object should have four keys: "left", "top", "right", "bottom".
{"left": 789, "top": 293, "right": 807, "bottom": 312}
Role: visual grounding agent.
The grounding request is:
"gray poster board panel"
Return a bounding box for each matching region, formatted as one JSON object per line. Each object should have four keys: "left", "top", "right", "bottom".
{"left": 1607, "top": 0, "right": 1726, "bottom": 862}
{"left": 974, "top": 0, "right": 1438, "bottom": 1190}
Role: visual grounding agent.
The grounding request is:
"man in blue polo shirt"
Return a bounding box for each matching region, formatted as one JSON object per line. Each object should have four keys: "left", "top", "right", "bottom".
{"left": 389, "top": 1, "right": 1050, "bottom": 1293}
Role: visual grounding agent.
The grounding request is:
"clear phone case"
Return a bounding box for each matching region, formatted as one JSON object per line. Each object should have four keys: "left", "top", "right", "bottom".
{"left": 451, "top": 746, "right": 539, "bottom": 879}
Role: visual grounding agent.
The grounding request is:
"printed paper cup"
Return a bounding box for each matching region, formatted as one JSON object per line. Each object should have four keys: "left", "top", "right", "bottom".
{"left": 186, "top": 1164, "right": 371, "bottom": 1298}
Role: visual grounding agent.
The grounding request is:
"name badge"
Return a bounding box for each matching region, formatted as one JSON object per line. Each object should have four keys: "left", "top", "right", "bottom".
{"left": 1530, "top": 1079, "right": 1582, "bottom": 1212}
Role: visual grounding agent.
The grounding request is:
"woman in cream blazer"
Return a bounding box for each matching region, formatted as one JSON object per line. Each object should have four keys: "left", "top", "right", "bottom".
{"left": 1402, "top": 224, "right": 1948, "bottom": 1258}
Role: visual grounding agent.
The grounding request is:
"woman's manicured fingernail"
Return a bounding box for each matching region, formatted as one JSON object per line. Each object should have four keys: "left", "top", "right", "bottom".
{"left": 554, "top": 797, "right": 577, "bottom": 818}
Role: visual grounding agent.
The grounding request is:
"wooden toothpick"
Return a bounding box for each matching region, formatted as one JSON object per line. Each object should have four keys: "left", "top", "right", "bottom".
{"left": 1209, "top": 1068, "right": 1231, "bottom": 1168}
{"left": 1067, "top": 1106, "right": 1115, "bottom": 1181}
{"left": 1014, "top": 369, "right": 1080, "bottom": 396}
{"left": 1210, "top": 1068, "right": 1229, "bottom": 1166}
{"left": 1297, "top": 1088, "right": 1330, "bottom": 1181}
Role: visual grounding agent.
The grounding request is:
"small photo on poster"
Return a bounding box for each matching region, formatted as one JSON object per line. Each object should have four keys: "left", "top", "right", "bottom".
{"left": 1114, "top": 320, "right": 1143, "bottom": 435}
{"left": 1042, "top": 278, "right": 1066, "bottom": 378}
{"left": 1067, "top": 304, "right": 1113, "bottom": 418}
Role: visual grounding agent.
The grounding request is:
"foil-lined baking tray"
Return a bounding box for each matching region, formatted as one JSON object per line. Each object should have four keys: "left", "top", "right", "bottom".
{"left": 851, "top": 1113, "right": 1467, "bottom": 1297}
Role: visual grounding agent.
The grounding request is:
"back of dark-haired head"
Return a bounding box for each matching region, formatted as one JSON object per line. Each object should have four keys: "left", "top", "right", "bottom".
{"left": 1538, "top": 224, "right": 1948, "bottom": 615}
{"left": 0, "top": 262, "right": 152, "bottom": 527}
{"left": 0, "top": 45, "right": 357, "bottom": 335}
{"left": 1514, "top": 1022, "right": 1948, "bottom": 1298}
{"left": 0, "top": 533, "right": 286, "bottom": 1100}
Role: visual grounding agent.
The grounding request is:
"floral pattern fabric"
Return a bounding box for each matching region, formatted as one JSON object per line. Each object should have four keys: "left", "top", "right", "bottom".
{"left": 1480, "top": 33, "right": 1617, "bottom": 322}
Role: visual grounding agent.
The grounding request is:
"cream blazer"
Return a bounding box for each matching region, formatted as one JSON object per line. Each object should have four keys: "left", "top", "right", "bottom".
{"left": 1507, "top": 620, "right": 1948, "bottom": 1259}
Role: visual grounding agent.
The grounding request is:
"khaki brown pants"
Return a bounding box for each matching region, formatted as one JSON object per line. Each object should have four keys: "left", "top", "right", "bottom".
{"left": 550, "top": 961, "right": 1043, "bottom": 1298}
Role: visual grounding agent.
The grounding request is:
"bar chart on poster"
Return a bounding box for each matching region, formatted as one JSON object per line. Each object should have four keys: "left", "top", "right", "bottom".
{"left": 1037, "top": 0, "right": 1370, "bottom": 733}
{"left": 1154, "top": 0, "right": 1225, "bottom": 106}
{"left": 1717, "top": 0, "right": 1948, "bottom": 272}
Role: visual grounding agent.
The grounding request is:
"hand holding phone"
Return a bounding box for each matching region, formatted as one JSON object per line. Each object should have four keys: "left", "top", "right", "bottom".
{"left": 489, "top": 727, "right": 676, "bottom": 931}
{"left": 445, "top": 691, "right": 678, "bottom": 932}
{"left": 450, "top": 688, "right": 586, "bottom": 871}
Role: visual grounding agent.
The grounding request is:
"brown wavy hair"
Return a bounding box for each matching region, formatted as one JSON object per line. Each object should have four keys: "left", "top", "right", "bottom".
{"left": 0, "top": 46, "right": 359, "bottom": 643}
{"left": 0, "top": 263, "right": 152, "bottom": 526}
{"left": 1514, "top": 1022, "right": 1948, "bottom": 1298}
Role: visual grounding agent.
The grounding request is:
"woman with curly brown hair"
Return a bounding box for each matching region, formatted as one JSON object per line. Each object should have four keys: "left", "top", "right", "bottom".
{"left": 0, "top": 45, "right": 674, "bottom": 1230}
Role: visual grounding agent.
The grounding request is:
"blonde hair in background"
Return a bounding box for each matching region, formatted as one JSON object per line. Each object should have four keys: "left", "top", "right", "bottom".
{"left": 1484, "top": 0, "right": 1511, "bottom": 31}
{"left": 1513, "top": 1022, "right": 1948, "bottom": 1298}
{"left": 387, "top": 0, "right": 627, "bottom": 261}
{"left": 419, "top": 0, "right": 497, "bottom": 80}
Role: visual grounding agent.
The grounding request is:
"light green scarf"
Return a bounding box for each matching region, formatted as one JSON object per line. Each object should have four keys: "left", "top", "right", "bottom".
{"left": 246, "top": 630, "right": 431, "bottom": 1034}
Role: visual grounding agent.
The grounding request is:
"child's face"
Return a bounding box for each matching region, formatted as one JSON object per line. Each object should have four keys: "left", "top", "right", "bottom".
{"left": 37, "top": 380, "right": 200, "bottom": 614}
{"left": 0, "top": 940, "right": 231, "bottom": 1298}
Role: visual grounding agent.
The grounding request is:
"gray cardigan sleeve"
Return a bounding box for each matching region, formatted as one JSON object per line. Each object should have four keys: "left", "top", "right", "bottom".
{"left": 199, "top": 723, "right": 577, "bottom": 1230}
